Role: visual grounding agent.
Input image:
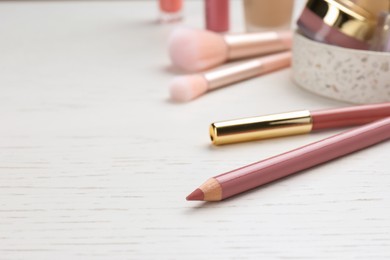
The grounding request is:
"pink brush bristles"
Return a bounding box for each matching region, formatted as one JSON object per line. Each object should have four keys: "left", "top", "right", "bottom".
{"left": 169, "top": 75, "right": 209, "bottom": 102}
{"left": 168, "top": 27, "right": 228, "bottom": 72}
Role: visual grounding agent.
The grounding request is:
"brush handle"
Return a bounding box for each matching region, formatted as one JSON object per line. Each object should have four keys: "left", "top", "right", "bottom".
{"left": 204, "top": 52, "right": 291, "bottom": 90}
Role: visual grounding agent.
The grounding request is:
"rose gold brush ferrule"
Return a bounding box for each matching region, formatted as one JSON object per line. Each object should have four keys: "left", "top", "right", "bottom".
{"left": 210, "top": 110, "right": 313, "bottom": 145}
{"left": 223, "top": 31, "right": 291, "bottom": 60}
{"left": 204, "top": 51, "right": 291, "bottom": 90}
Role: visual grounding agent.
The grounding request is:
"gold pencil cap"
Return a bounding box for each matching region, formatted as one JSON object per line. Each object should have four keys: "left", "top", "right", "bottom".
{"left": 306, "top": 0, "right": 376, "bottom": 41}
{"left": 210, "top": 110, "right": 313, "bottom": 145}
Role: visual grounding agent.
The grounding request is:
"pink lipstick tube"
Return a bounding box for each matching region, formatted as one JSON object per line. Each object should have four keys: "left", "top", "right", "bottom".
{"left": 205, "top": 0, "right": 229, "bottom": 32}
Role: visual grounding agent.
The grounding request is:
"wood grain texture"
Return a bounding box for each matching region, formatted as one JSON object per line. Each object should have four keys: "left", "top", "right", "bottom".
{"left": 0, "top": 1, "right": 389, "bottom": 259}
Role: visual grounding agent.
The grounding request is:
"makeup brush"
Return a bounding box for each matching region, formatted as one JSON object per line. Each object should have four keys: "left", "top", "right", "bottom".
{"left": 168, "top": 27, "right": 292, "bottom": 72}
{"left": 169, "top": 51, "right": 291, "bottom": 102}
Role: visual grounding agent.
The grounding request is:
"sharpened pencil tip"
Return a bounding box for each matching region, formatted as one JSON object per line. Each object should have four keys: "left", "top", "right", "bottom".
{"left": 186, "top": 188, "right": 204, "bottom": 201}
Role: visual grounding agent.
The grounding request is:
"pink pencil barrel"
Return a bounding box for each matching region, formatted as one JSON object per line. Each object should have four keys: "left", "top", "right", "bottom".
{"left": 311, "top": 102, "right": 390, "bottom": 130}
{"left": 216, "top": 117, "right": 390, "bottom": 200}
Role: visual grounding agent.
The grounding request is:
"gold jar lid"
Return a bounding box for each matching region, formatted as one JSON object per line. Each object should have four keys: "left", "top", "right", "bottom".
{"left": 306, "top": 0, "right": 376, "bottom": 41}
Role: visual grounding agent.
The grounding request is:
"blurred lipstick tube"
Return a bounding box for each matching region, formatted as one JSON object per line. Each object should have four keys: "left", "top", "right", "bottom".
{"left": 205, "top": 0, "right": 229, "bottom": 32}
{"left": 159, "top": 0, "right": 183, "bottom": 22}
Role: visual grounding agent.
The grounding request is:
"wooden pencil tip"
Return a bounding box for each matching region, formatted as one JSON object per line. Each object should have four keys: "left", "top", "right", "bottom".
{"left": 186, "top": 188, "right": 204, "bottom": 201}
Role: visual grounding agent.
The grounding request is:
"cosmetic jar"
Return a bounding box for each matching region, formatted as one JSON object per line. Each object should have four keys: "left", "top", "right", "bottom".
{"left": 292, "top": 32, "right": 390, "bottom": 104}
{"left": 297, "top": 0, "right": 376, "bottom": 50}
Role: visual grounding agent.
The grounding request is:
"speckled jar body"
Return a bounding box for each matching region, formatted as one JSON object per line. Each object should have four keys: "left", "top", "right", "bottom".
{"left": 292, "top": 32, "right": 390, "bottom": 104}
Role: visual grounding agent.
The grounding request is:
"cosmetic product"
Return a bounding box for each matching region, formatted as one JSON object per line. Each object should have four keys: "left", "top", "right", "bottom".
{"left": 371, "top": 11, "right": 390, "bottom": 52}
{"left": 168, "top": 27, "right": 292, "bottom": 72}
{"left": 205, "top": 0, "right": 229, "bottom": 32}
{"left": 169, "top": 52, "right": 291, "bottom": 102}
{"left": 187, "top": 117, "right": 390, "bottom": 201}
{"left": 243, "top": 0, "right": 294, "bottom": 32}
{"left": 210, "top": 102, "right": 390, "bottom": 145}
{"left": 159, "top": 0, "right": 183, "bottom": 22}
{"left": 292, "top": 32, "right": 390, "bottom": 104}
{"left": 353, "top": 0, "right": 389, "bottom": 18}
{"left": 297, "top": 0, "right": 376, "bottom": 50}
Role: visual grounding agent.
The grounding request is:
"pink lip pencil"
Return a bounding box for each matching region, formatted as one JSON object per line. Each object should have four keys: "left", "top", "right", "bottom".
{"left": 187, "top": 117, "right": 390, "bottom": 201}
{"left": 169, "top": 51, "right": 291, "bottom": 102}
{"left": 210, "top": 102, "right": 390, "bottom": 145}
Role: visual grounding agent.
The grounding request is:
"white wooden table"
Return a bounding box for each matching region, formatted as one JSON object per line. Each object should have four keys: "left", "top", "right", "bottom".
{"left": 1, "top": 1, "right": 389, "bottom": 259}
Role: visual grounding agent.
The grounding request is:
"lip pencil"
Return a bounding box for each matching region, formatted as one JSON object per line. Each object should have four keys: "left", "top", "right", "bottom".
{"left": 210, "top": 102, "right": 390, "bottom": 145}
{"left": 187, "top": 117, "right": 390, "bottom": 201}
